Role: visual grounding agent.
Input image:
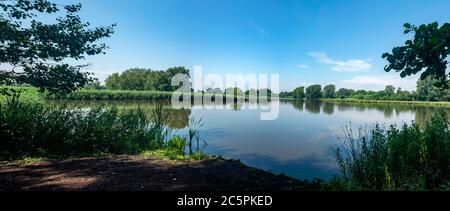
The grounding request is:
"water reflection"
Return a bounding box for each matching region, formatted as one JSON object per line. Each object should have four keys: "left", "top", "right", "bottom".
{"left": 50, "top": 99, "right": 450, "bottom": 179}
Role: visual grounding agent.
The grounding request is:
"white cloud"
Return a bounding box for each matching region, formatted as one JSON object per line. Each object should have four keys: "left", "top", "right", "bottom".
{"left": 308, "top": 52, "right": 372, "bottom": 72}
{"left": 341, "top": 74, "right": 419, "bottom": 91}
{"left": 296, "top": 64, "right": 309, "bottom": 69}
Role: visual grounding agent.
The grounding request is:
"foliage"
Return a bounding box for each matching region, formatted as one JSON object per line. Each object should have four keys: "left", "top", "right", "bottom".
{"left": 167, "top": 136, "right": 187, "bottom": 156}
{"left": 323, "top": 84, "right": 336, "bottom": 98}
{"left": 293, "top": 86, "right": 305, "bottom": 99}
{"left": 334, "top": 112, "right": 450, "bottom": 191}
{"left": 382, "top": 22, "right": 450, "bottom": 88}
{"left": 305, "top": 84, "right": 322, "bottom": 99}
{"left": 336, "top": 88, "right": 355, "bottom": 99}
{"left": 417, "top": 76, "right": 448, "bottom": 101}
{"left": 105, "top": 67, "right": 190, "bottom": 91}
{"left": 0, "top": 94, "right": 172, "bottom": 160}
{"left": 46, "top": 89, "right": 174, "bottom": 100}
{"left": 0, "top": 0, "right": 115, "bottom": 95}
{"left": 384, "top": 85, "right": 396, "bottom": 97}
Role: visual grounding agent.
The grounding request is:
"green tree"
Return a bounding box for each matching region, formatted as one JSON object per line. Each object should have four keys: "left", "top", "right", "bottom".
{"left": 105, "top": 67, "right": 190, "bottom": 91}
{"left": 323, "top": 84, "right": 336, "bottom": 98}
{"left": 336, "top": 88, "right": 355, "bottom": 99}
{"left": 385, "top": 85, "right": 396, "bottom": 97}
{"left": 293, "top": 86, "right": 305, "bottom": 99}
{"left": 0, "top": 0, "right": 115, "bottom": 95}
{"left": 416, "top": 76, "right": 445, "bottom": 101}
{"left": 305, "top": 85, "right": 322, "bottom": 99}
{"left": 382, "top": 22, "right": 450, "bottom": 88}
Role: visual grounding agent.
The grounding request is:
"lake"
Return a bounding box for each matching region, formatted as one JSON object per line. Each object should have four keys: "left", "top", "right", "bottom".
{"left": 55, "top": 100, "right": 450, "bottom": 180}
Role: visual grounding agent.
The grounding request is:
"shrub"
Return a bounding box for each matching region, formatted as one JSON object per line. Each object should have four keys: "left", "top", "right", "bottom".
{"left": 167, "top": 136, "right": 187, "bottom": 156}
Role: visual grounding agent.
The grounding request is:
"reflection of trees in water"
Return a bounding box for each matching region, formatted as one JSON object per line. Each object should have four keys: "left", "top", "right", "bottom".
{"left": 283, "top": 100, "right": 450, "bottom": 125}
{"left": 414, "top": 107, "right": 450, "bottom": 127}
{"left": 166, "top": 109, "right": 191, "bottom": 129}
{"left": 305, "top": 101, "right": 322, "bottom": 114}
{"left": 292, "top": 100, "right": 304, "bottom": 112}
{"left": 322, "top": 102, "right": 335, "bottom": 115}
{"left": 336, "top": 103, "right": 354, "bottom": 112}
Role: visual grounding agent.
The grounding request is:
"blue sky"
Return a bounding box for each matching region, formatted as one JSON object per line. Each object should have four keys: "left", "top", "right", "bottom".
{"left": 61, "top": 0, "right": 450, "bottom": 91}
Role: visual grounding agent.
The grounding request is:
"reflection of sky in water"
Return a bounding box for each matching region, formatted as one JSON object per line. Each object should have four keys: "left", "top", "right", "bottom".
{"left": 183, "top": 101, "right": 449, "bottom": 180}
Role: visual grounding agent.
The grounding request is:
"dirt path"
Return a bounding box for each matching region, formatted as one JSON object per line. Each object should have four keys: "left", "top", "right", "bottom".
{"left": 0, "top": 155, "right": 317, "bottom": 191}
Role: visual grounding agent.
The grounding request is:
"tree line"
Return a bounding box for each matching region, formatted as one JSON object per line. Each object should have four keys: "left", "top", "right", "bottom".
{"left": 104, "top": 67, "right": 189, "bottom": 91}
{"left": 280, "top": 76, "right": 450, "bottom": 102}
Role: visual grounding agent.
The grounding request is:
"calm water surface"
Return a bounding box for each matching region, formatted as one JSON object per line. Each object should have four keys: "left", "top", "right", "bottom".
{"left": 59, "top": 100, "right": 450, "bottom": 180}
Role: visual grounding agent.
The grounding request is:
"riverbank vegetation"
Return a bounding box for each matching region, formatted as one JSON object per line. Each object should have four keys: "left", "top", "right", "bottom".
{"left": 330, "top": 112, "right": 450, "bottom": 191}
{"left": 0, "top": 94, "right": 206, "bottom": 161}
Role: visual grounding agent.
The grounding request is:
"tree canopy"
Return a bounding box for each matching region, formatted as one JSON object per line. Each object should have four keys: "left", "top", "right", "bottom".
{"left": 293, "top": 86, "right": 305, "bottom": 99}
{"left": 323, "top": 84, "right": 336, "bottom": 98}
{"left": 382, "top": 22, "right": 450, "bottom": 88}
{"left": 0, "top": 0, "right": 115, "bottom": 94}
{"left": 305, "top": 84, "right": 322, "bottom": 99}
{"left": 105, "top": 67, "right": 190, "bottom": 91}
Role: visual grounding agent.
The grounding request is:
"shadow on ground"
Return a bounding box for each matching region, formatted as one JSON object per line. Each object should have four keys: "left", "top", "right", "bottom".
{"left": 0, "top": 155, "right": 318, "bottom": 191}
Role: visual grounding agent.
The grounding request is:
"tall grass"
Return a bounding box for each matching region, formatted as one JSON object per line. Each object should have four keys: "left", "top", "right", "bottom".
{"left": 333, "top": 111, "right": 450, "bottom": 191}
{"left": 0, "top": 93, "right": 208, "bottom": 160}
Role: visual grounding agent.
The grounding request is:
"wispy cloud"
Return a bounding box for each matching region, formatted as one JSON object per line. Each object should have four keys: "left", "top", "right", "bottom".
{"left": 341, "top": 74, "right": 418, "bottom": 91}
{"left": 296, "top": 64, "right": 309, "bottom": 69}
{"left": 308, "top": 52, "right": 372, "bottom": 72}
{"left": 249, "top": 20, "right": 268, "bottom": 35}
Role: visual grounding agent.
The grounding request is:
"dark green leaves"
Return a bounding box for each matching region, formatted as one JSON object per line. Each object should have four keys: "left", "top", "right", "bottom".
{"left": 0, "top": 0, "right": 115, "bottom": 95}
{"left": 383, "top": 22, "right": 450, "bottom": 88}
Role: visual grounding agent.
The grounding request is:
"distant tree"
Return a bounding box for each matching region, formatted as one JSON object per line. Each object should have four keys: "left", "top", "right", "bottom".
{"left": 258, "top": 89, "right": 272, "bottom": 98}
{"left": 293, "top": 86, "right": 305, "bottom": 99}
{"left": 279, "top": 91, "right": 293, "bottom": 99}
{"left": 225, "top": 87, "right": 244, "bottom": 97}
{"left": 336, "top": 88, "right": 355, "bottom": 99}
{"left": 323, "top": 84, "right": 336, "bottom": 98}
{"left": 207, "top": 87, "right": 223, "bottom": 94}
{"left": 305, "top": 85, "right": 322, "bottom": 99}
{"left": 382, "top": 22, "right": 450, "bottom": 88}
{"left": 0, "top": 0, "right": 115, "bottom": 95}
{"left": 105, "top": 73, "right": 121, "bottom": 90}
{"left": 385, "top": 85, "right": 396, "bottom": 96}
{"left": 84, "top": 79, "right": 105, "bottom": 90}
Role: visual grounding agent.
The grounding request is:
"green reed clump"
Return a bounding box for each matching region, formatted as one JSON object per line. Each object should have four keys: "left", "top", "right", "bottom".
{"left": 334, "top": 111, "right": 450, "bottom": 191}
{"left": 0, "top": 94, "right": 172, "bottom": 160}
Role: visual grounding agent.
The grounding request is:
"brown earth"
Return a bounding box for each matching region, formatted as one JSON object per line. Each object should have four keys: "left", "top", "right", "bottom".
{"left": 0, "top": 155, "right": 318, "bottom": 191}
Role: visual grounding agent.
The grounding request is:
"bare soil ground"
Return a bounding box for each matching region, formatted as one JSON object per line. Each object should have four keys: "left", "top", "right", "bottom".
{"left": 0, "top": 155, "right": 317, "bottom": 191}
